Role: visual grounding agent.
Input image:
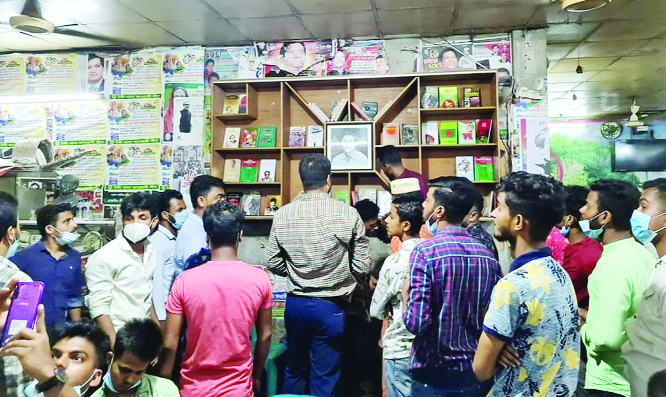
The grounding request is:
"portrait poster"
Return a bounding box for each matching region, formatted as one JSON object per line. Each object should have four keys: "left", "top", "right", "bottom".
{"left": 172, "top": 145, "right": 204, "bottom": 206}
{"left": 25, "top": 54, "right": 78, "bottom": 94}
{"left": 420, "top": 42, "right": 476, "bottom": 73}
{"left": 0, "top": 55, "right": 25, "bottom": 95}
{"left": 160, "top": 144, "right": 174, "bottom": 190}
{"left": 107, "top": 99, "right": 161, "bottom": 144}
{"left": 105, "top": 144, "right": 160, "bottom": 191}
{"left": 163, "top": 83, "right": 204, "bottom": 137}
{"left": 86, "top": 54, "right": 106, "bottom": 93}
{"left": 337, "top": 39, "right": 389, "bottom": 75}
{"left": 472, "top": 40, "right": 512, "bottom": 74}
{"left": 171, "top": 97, "right": 203, "bottom": 145}
{"left": 257, "top": 40, "right": 336, "bottom": 77}
{"left": 162, "top": 46, "right": 204, "bottom": 84}
{"left": 326, "top": 123, "right": 373, "bottom": 171}
{"left": 54, "top": 145, "right": 106, "bottom": 189}
{"left": 204, "top": 46, "right": 260, "bottom": 89}
{"left": 0, "top": 103, "right": 47, "bottom": 147}
{"left": 53, "top": 100, "right": 107, "bottom": 145}
{"left": 108, "top": 53, "right": 163, "bottom": 98}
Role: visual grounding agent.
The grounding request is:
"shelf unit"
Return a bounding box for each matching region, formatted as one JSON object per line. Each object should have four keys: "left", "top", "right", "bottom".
{"left": 212, "top": 71, "right": 506, "bottom": 220}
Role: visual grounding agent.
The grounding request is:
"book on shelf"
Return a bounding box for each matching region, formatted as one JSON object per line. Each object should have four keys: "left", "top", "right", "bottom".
{"left": 458, "top": 121, "right": 476, "bottom": 144}
{"left": 401, "top": 124, "right": 419, "bottom": 145}
{"left": 239, "top": 94, "right": 247, "bottom": 114}
{"left": 240, "top": 127, "right": 258, "bottom": 148}
{"left": 362, "top": 102, "right": 378, "bottom": 119}
{"left": 227, "top": 192, "right": 242, "bottom": 209}
{"left": 334, "top": 190, "right": 351, "bottom": 205}
{"left": 265, "top": 195, "right": 282, "bottom": 216}
{"left": 422, "top": 121, "right": 439, "bottom": 145}
{"left": 223, "top": 159, "right": 241, "bottom": 183}
{"left": 331, "top": 99, "right": 348, "bottom": 122}
{"left": 377, "top": 191, "right": 392, "bottom": 217}
{"left": 223, "top": 127, "right": 241, "bottom": 148}
{"left": 476, "top": 119, "right": 492, "bottom": 143}
{"left": 307, "top": 125, "right": 324, "bottom": 147}
{"left": 439, "top": 121, "right": 458, "bottom": 145}
{"left": 239, "top": 158, "right": 259, "bottom": 183}
{"left": 307, "top": 103, "right": 330, "bottom": 123}
{"left": 474, "top": 156, "right": 495, "bottom": 182}
{"left": 462, "top": 87, "right": 481, "bottom": 107}
{"left": 241, "top": 192, "right": 261, "bottom": 216}
{"left": 223, "top": 94, "right": 242, "bottom": 115}
{"left": 375, "top": 100, "right": 393, "bottom": 121}
{"left": 351, "top": 102, "right": 371, "bottom": 121}
{"left": 482, "top": 191, "right": 496, "bottom": 217}
{"left": 288, "top": 126, "right": 306, "bottom": 147}
{"left": 257, "top": 126, "right": 277, "bottom": 148}
{"left": 421, "top": 86, "right": 439, "bottom": 109}
{"left": 350, "top": 191, "right": 359, "bottom": 205}
{"left": 258, "top": 159, "right": 277, "bottom": 183}
{"left": 456, "top": 156, "right": 475, "bottom": 180}
{"left": 438, "top": 86, "right": 458, "bottom": 108}
{"left": 358, "top": 188, "right": 378, "bottom": 204}
{"left": 381, "top": 123, "right": 400, "bottom": 146}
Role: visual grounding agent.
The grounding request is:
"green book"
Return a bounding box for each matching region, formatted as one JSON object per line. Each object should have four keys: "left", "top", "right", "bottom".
{"left": 334, "top": 190, "right": 351, "bottom": 205}
{"left": 257, "top": 126, "right": 277, "bottom": 148}
{"left": 474, "top": 156, "right": 495, "bottom": 182}
{"left": 439, "top": 122, "right": 458, "bottom": 145}
{"left": 438, "top": 86, "right": 458, "bottom": 108}
{"left": 239, "top": 158, "right": 259, "bottom": 183}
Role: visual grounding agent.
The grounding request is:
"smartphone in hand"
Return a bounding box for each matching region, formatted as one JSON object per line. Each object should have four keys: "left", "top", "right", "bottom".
{"left": 1, "top": 281, "right": 44, "bottom": 346}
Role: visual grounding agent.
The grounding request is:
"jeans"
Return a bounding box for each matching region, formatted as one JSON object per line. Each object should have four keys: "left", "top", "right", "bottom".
{"left": 283, "top": 295, "right": 346, "bottom": 397}
{"left": 385, "top": 358, "right": 411, "bottom": 397}
{"left": 411, "top": 368, "right": 489, "bottom": 397}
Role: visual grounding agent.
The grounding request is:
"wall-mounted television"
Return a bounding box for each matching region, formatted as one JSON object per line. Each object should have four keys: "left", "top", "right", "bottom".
{"left": 613, "top": 140, "right": 666, "bottom": 172}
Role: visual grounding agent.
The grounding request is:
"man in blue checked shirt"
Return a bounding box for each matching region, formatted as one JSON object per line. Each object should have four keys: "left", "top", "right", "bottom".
{"left": 402, "top": 179, "right": 502, "bottom": 397}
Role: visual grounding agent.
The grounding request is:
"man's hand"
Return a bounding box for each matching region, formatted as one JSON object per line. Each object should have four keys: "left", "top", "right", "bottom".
{"left": 369, "top": 276, "right": 378, "bottom": 290}
{"left": 0, "top": 278, "right": 18, "bottom": 312}
{"left": 0, "top": 305, "right": 56, "bottom": 383}
{"left": 497, "top": 344, "right": 521, "bottom": 368}
{"left": 579, "top": 308, "right": 588, "bottom": 327}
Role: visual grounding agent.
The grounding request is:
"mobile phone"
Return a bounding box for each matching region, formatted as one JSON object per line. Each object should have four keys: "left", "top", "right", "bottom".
{"left": 1, "top": 281, "right": 44, "bottom": 346}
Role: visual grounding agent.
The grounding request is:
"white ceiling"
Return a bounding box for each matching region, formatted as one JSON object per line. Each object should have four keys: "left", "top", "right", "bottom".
{"left": 0, "top": 0, "right": 664, "bottom": 117}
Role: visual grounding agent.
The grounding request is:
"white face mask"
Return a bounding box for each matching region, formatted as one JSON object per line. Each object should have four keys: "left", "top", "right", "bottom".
{"left": 24, "top": 369, "right": 99, "bottom": 396}
{"left": 123, "top": 222, "right": 151, "bottom": 244}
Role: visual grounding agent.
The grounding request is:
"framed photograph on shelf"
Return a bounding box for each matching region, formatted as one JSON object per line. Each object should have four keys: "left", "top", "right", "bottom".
{"left": 326, "top": 122, "right": 374, "bottom": 171}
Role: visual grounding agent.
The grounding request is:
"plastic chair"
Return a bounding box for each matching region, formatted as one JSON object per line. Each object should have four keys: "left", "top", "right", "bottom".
{"left": 251, "top": 328, "right": 287, "bottom": 397}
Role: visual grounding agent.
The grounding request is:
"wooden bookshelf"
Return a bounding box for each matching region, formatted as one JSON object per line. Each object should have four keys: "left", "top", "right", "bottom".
{"left": 211, "top": 71, "right": 506, "bottom": 218}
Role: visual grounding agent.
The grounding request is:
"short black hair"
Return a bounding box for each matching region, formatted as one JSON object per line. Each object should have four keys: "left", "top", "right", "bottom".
{"left": 204, "top": 201, "right": 244, "bottom": 247}
{"left": 355, "top": 199, "right": 379, "bottom": 222}
{"left": 36, "top": 203, "right": 77, "bottom": 239}
{"left": 429, "top": 176, "right": 482, "bottom": 211}
{"left": 299, "top": 154, "right": 331, "bottom": 190}
{"left": 114, "top": 318, "right": 163, "bottom": 363}
{"left": 589, "top": 179, "right": 640, "bottom": 231}
{"left": 205, "top": 59, "right": 214, "bottom": 66}
{"left": 50, "top": 321, "right": 111, "bottom": 371}
{"left": 499, "top": 171, "right": 566, "bottom": 242}
{"left": 189, "top": 175, "right": 225, "bottom": 209}
{"left": 648, "top": 368, "right": 666, "bottom": 397}
{"left": 377, "top": 145, "right": 402, "bottom": 167}
{"left": 121, "top": 192, "right": 158, "bottom": 219}
{"left": 280, "top": 42, "right": 305, "bottom": 57}
{"left": 158, "top": 190, "right": 183, "bottom": 215}
{"left": 392, "top": 194, "right": 425, "bottom": 237}
{"left": 439, "top": 48, "right": 457, "bottom": 62}
{"left": 208, "top": 72, "right": 219, "bottom": 82}
{"left": 564, "top": 186, "right": 589, "bottom": 221}
{"left": 88, "top": 54, "right": 103, "bottom": 64}
{"left": 430, "top": 180, "right": 477, "bottom": 224}
{"left": 0, "top": 192, "right": 18, "bottom": 240}
{"left": 375, "top": 55, "right": 384, "bottom": 61}
{"left": 643, "top": 178, "right": 666, "bottom": 210}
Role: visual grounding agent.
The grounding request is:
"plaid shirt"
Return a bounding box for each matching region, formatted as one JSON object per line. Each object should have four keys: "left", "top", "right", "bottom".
{"left": 403, "top": 226, "right": 502, "bottom": 371}
{"left": 0, "top": 255, "right": 33, "bottom": 397}
{"left": 265, "top": 191, "right": 371, "bottom": 299}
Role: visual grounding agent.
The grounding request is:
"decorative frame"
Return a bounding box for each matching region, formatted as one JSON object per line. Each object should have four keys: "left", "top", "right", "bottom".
{"left": 326, "top": 122, "right": 374, "bottom": 171}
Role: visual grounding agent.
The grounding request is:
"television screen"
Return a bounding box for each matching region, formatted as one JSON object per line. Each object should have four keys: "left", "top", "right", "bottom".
{"left": 613, "top": 140, "right": 666, "bottom": 172}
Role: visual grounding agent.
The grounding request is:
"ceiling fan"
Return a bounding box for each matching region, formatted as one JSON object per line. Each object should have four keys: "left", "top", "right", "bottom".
{"left": 1, "top": 0, "right": 138, "bottom": 46}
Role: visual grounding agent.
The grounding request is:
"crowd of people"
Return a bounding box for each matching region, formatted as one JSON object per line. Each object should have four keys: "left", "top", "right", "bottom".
{"left": 0, "top": 148, "right": 665, "bottom": 397}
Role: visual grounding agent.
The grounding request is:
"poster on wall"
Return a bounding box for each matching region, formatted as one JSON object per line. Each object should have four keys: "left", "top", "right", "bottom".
{"left": 204, "top": 46, "right": 260, "bottom": 89}
{"left": 0, "top": 103, "right": 48, "bottom": 147}
{"left": 163, "top": 83, "right": 204, "bottom": 139}
{"left": 53, "top": 100, "right": 107, "bottom": 145}
{"left": 172, "top": 145, "right": 203, "bottom": 206}
{"left": 54, "top": 145, "right": 106, "bottom": 189}
{"left": 163, "top": 47, "right": 204, "bottom": 84}
{"left": 105, "top": 143, "right": 160, "bottom": 191}
{"left": 0, "top": 55, "right": 26, "bottom": 95}
{"left": 25, "top": 54, "right": 78, "bottom": 94}
{"left": 86, "top": 54, "right": 106, "bottom": 93}
{"left": 420, "top": 42, "right": 476, "bottom": 73}
{"left": 160, "top": 144, "right": 173, "bottom": 190}
{"left": 107, "top": 99, "right": 161, "bottom": 144}
{"left": 337, "top": 40, "right": 389, "bottom": 75}
{"left": 513, "top": 100, "right": 549, "bottom": 175}
{"left": 171, "top": 97, "right": 203, "bottom": 145}
{"left": 108, "top": 54, "right": 163, "bottom": 98}
{"left": 257, "top": 40, "right": 336, "bottom": 77}
{"left": 472, "top": 40, "right": 512, "bottom": 74}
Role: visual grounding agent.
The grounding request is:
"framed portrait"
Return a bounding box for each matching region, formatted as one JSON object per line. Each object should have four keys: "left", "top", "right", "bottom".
{"left": 326, "top": 123, "right": 374, "bottom": 171}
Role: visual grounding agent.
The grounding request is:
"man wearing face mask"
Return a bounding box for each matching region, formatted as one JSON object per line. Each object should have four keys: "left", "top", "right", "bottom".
{"left": 12, "top": 204, "right": 85, "bottom": 332}
{"left": 149, "top": 190, "right": 186, "bottom": 324}
{"left": 623, "top": 178, "right": 666, "bottom": 397}
{"left": 0, "top": 192, "right": 33, "bottom": 396}
{"left": 91, "top": 318, "right": 178, "bottom": 396}
{"left": 85, "top": 192, "right": 159, "bottom": 347}
{"left": 578, "top": 179, "right": 653, "bottom": 397}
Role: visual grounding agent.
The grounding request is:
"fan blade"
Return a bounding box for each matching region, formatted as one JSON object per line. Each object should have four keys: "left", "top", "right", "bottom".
{"left": 53, "top": 27, "right": 139, "bottom": 46}
{"left": 21, "top": 0, "right": 43, "bottom": 19}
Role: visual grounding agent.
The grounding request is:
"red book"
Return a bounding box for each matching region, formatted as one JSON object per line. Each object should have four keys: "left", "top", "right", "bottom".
{"left": 476, "top": 119, "right": 492, "bottom": 143}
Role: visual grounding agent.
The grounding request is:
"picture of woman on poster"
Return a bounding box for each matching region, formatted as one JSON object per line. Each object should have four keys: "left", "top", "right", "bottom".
{"left": 327, "top": 50, "right": 350, "bottom": 75}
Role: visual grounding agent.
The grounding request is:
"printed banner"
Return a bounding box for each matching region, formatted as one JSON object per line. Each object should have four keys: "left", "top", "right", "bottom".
{"left": 337, "top": 40, "right": 389, "bottom": 75}
{"left": 53, "top": 100, "right": 107, "bottom": 145}
{"left": 163, "top": 47, "right": 204, "bottom": 84}
{"left": 160, "top": 144, "right": 173, "bottom": 190}
{"left": 172, "top": 145, "right": 203, "bottom": 205}
{"left": 204, "top": 46, "right": 260, "bottom": 90}
{"left": 105, "top": 143, "right": 160, "bottom": 190}
{"left": 25, "top": 54, "right": 78, "bottom": 94}
{"left": 108, "top": 53, "right": 162, "bottom": 98}
{"left": 257, "top": 40, "right": 336, "bottom": 77}
{"left": 163, "top": 83, "right": 204, "bottom": 136}
{"left": 172, "top": 97, "right": 203, "bottom": 145}
{"left": 54, "top": 145, "right": 106, "bottom": 189}
{"left": 107, "top": 99, "right": 161, "bottom": 144}
{"left": 472, "top": 40, "right": 512, "bottom": 74}
{"left": 86, "top": 54, "right": 106, "bottom": 93}
{"left": 0, "top": 55, "right": 25, "bottom": 95}
{"left": 421, "top": 42, "right": 476, "bottom": 73}
{"left": 0, "top": 103, "right": 48, "bottom": 147}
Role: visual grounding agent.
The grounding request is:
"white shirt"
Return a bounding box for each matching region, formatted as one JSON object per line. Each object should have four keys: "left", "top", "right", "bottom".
{"left": 173, "top": 212, "right": 206, "bottom": 273}
{"left": 623, "top": 254, "right": 666, "bottom": 397}
{"left": 149, "top": 225, "right": 177, "bottom": 321}
{"left": 84, "top": 234, "right": 155, "bottom": 331}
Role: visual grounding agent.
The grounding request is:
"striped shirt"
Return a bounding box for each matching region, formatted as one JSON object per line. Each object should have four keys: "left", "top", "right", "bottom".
{"left": 403, "top": 226, "right": 502, "bottom": 371}
{"left": 265, "top": 191, "right": 371, "bottom": 299}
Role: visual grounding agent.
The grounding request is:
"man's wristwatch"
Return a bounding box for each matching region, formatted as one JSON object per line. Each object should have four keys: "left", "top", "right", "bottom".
{"left": 36, "top": 367, "right": 67, "bottom": 392}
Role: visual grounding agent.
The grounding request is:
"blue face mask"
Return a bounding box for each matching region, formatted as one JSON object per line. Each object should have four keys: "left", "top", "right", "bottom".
{"left": 579, "top": 212, "right": 605, "bottom": 241}
{"left": 173, "top": 210, "right": 189, "bottom": 230}
{"left": 103, "top": 359, "right": 142, "bottom": 393}
{"left": 425, "top": 207, "right": 442, "bottom": 235}
{"left": 631, "top": 210, "right": 666, "bottom": 244}
{"left": 560, "top": 226, "right": 570, "bottom": 236}
{"left": 6, "top": 238, "right": 19, "bottom": 258}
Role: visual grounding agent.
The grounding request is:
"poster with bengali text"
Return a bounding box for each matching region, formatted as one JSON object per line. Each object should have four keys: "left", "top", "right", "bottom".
{"left": 54, "top": 145, "right": 106, "bottom": 189}
{"left": 204, "top": 46, "right": 260, "bottom": 90}
{"left": 107, "top": 99, "right": 161, "bottom": 144}
{"left": 257, "top": 40, "right": 335, "bottom": 78}
{"left": 108, "top": 53, "right": 162, "bottom": 98}
{"left": 25, "top": 54, "right": 78, "bottom": 94}
{"left": 338, "top": 40, "right": 389, "bottom": 75}
{"left": 106, "top": 144, "right": 160, "bottom": 191}
{"left": 0, "top": 55, "right": 25, "bottom": 94}
{"left": 160, "top": 144, "right": 173, "bottom": 190}
{"left": 53, "top": 100, "right": 106, "bottom": 145}
{"left": 0, "top": 103, "right": 47, "bottom": 147}
{"left": 163, "top": 47, "right": 204, "bottom": 84}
